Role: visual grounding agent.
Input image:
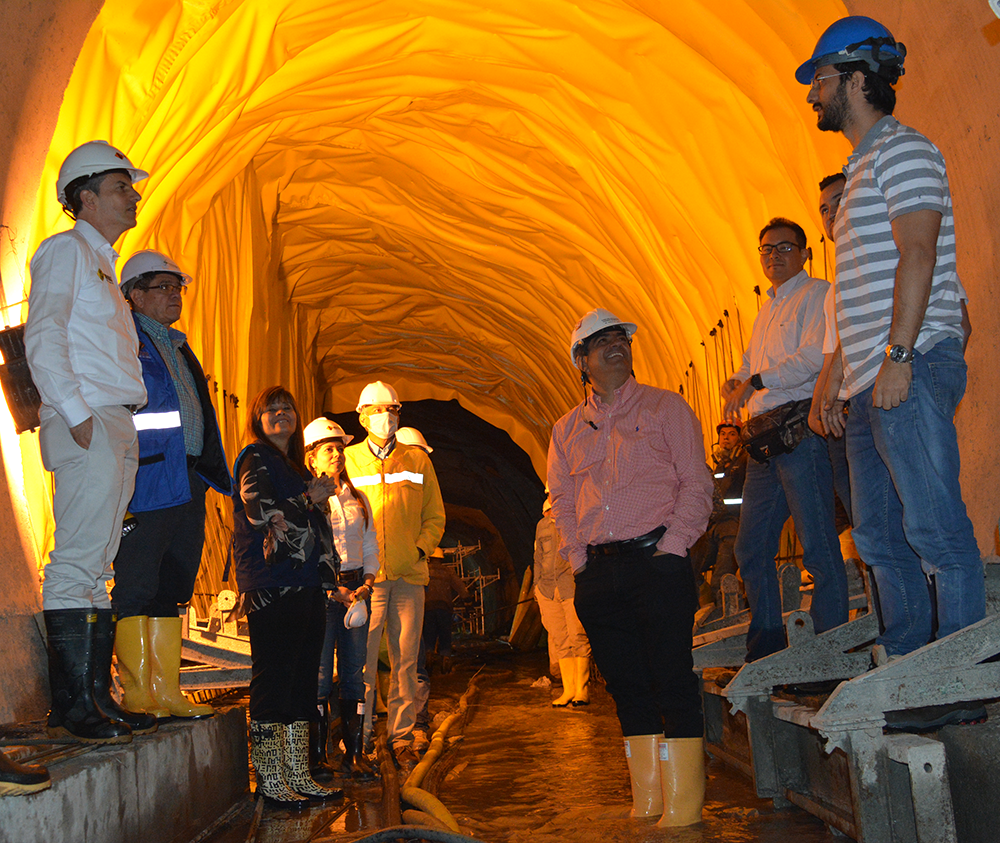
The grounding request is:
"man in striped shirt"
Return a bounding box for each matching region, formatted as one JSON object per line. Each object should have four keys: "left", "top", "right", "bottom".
{"left": 800, "top": 16, "right": 985, "bottom": 667}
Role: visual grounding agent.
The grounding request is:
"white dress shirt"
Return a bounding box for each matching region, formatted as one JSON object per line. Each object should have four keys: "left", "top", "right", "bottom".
{"left": 25, "top": 220, "right": 146, "bottom": 427}
{"left": 328, "top": 485, "right": 380, "bottom": 579}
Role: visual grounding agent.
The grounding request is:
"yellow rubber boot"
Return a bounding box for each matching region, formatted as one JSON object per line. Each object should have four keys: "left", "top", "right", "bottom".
{"left": 114, "top": 615, "right": 170, "bottom": 719}
{"left": 624, "top": 734, "right": 663, "bottom": 817}
{"left": 551, "top": 658, "right": 576, "bottom": 707}
{"left": 571, "top": 656, "right": 590, "bottom": 706}
{"left": 148, "top": 616, "right": 214, "bottom": 718}
{"left": 656, "top": 737, "right": 705, "bottom": 827}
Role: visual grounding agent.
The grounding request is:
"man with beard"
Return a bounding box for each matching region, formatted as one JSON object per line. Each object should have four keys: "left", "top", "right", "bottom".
{"left": 800, "top": 18, "right": 985, "bottom": 727}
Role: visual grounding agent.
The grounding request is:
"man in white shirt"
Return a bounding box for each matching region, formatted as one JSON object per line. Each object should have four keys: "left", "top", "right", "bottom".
{"left": 722, "top": 218, "right": 848, "bottom": 664}
{"left": 25, "top": 140, "right": 150, "bottom": 744}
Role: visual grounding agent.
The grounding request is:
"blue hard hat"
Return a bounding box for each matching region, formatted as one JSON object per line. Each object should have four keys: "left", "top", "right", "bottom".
{"left": 795, "top": 16, "right": 906, "bottom": 85}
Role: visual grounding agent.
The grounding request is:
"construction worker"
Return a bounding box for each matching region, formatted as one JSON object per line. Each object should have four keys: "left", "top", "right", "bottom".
{"left": 112, "top": 250, "right": 231, "bottom": 721}
{"left": 548, "top": 308, "right": 712, "bottom": 827}
{"left": 534, "top": 490, "right": 591, "bottom": 707}
{"left": 345, "top": 382, "right": 445, "bottom": 773}
{"left": 25, "top": 140, "right": 152, "bottom": 744}
{"left": 690, "top": 420, "right": 747, "bottom": 617}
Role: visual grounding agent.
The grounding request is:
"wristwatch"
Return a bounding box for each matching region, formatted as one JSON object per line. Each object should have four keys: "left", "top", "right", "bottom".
{"left": 885, "top": 344, "right": 914, "bottom": 364}
{"left": 750, "top": 373, "right": 764, "bottom": 391}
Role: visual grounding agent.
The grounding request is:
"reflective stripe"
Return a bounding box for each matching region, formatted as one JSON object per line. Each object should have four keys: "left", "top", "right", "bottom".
{"left": 713, "top": 472, "right": 725, "bottom": 479}
{"left": 352, "top": 471, "right": 423, "bottom": 488}
{"left": 723, "top": 498, "right": 743, "bottom": 505}
{"left": 133, "top": 410, "right": 182, "bottom": 431}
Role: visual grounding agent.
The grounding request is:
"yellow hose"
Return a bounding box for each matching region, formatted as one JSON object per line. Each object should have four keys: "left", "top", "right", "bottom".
{"left": 400, "top": 786, "right": 461, "bottom": 832}
{"left": 399, "top": 675, "right": 483, "bottom": 833}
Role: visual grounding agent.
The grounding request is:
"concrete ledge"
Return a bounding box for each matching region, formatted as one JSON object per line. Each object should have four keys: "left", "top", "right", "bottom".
{"left": 0, "top": 706, "right": 248, "bottom": 843}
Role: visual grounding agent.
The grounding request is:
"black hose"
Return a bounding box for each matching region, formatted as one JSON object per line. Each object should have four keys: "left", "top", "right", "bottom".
{"left": 347, "top": 826, "right": 487, "bottom": 843}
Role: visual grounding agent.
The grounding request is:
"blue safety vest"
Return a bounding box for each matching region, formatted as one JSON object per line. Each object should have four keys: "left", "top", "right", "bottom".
{"left": 129, "top": 315, "right": 231, "bottom": 512}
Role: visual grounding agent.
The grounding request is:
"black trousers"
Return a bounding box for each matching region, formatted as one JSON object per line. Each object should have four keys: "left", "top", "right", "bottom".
{"left": 573, "top": 548, "right": 702, "bottom": 738}
{"left": 247, "top": 587, "right": 325, "bottom": 723}
{"left": 423, "top": 607, "right": 454, "bottom": 657}
{"left": 112, "top": 466, "right": 207, "bottom": 618}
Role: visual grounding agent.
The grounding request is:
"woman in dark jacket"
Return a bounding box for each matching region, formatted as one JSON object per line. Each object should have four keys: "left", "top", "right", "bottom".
{"left": 232, "top": 386, "right": 341, "bottom": 805}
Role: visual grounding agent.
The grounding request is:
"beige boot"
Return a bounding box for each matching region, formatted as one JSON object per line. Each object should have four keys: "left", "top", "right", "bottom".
{"left": 624, "top": 734, "right": 663, "bottom": 817}
{"left": 656, "top": 737, "right": 705, "bottom": 827}
{"left": 551, "top": 658, "right": 576, "bottom": 707}
{"left": 283, "top": 721, "right": 343, "bottom": 799}
{"left": 249, "top": 720, "right": 308, "bottom": 805}
{"left": 148, "top": 616, "right": 214, "bottom": 718}
{"left": 571, "top": 656, "right": 590, "bottom": 706}
{"left": 114, "top": 615, "right": 170, "bottom": 719}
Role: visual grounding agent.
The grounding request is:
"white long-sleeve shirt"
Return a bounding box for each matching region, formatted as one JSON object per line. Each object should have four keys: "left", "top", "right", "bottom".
{"left": 25, "top": 220, "right": 145, "bottom": 427}
{"left": 733, "top": 270, "right": 827, "bottom": 418}
{"left": 328, "top": 485, "right": 380, "bottom": 578}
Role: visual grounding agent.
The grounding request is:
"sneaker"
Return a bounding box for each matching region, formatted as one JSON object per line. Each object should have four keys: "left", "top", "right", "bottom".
{"left": 884, "top": 703, "right": 987, "bottom": 733}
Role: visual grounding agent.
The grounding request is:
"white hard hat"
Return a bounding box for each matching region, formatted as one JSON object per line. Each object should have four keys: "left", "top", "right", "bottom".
{"left": 303, "top": 417, "right": 354, "bottom": 450}
{"left": 120, "top": 250, "right": 192, "bottom": 295}
{"left": 396, "top": 427, "right": 432, "bottom": 453}
{"left": 569, "top": 308, "right": 638, "bottom": 365}
{"left": 345, "top": 600, "right": 369, "bottom": 629}
{"left": 57, "top": 140, "right": 149, "bottom": 207}
{"left": 356, "top": 381, "right": 401, "bottom": 412}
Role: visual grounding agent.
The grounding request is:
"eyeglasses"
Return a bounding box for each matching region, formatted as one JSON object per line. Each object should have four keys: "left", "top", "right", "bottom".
{"left": 138, "top": 283, "right": 186, "bottom": 296}
{"left": 757, "top": 242, "right": 800, "bottom": 256}
{"left": 810, "top": 71, "right": 849, "bottom": 91}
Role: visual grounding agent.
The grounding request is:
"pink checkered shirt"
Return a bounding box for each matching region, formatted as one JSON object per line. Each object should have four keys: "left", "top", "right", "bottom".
{"left": 547, "top": 377, "right": 713, "bottom": 572}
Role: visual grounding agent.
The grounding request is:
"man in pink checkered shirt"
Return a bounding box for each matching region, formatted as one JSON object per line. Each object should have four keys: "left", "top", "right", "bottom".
{"left": 547, "top": 307, "right": 712, "bottom": 824}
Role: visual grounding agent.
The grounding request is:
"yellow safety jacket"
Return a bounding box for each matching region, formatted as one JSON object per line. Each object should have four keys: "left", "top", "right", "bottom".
{"left": 344, "top": 439, "right": 446, "bottom": 585}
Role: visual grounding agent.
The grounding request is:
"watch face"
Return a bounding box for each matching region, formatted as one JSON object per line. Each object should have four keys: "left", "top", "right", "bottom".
{"left": 888, "top": 345, "right": 911, "bottom": 363}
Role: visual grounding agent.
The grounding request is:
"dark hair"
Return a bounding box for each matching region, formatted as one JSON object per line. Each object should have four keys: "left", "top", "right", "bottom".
{"left": 63, "top": 168, "right": 130, "bottom": 216}
{"left": 833, "top": 61, "right": 898, "bottom": 115}
{"left": 758, "top": 217, "right": 807, "bottom": 249}
{"left": 305, "top": 439, "right": 370, "bottom": 528}
{"left": 246, "top": 386, "right": 307, "bottom": 475}
{"left": 818, "top": 173, "right": 847, "bottom": 192}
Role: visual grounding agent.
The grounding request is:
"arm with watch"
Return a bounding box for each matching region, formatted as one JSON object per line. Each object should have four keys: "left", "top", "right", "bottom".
{"left": 873, "top": 209, "right": 941, "bottom": 410}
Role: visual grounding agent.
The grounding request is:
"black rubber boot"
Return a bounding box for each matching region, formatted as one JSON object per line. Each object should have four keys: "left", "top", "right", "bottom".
{"left": 0, "top": 749, "right": 51, "bottom": 796}
{"left": 92, "top": 610, "right": 158, "bottom": 735}
{"left": 44, "top": 609, "right": 132, "bottom": 744}
{"left": 340, "top": 700, "right": 377, "bottom": 781}
{"left": 309, "top": 699, "right": 336, "bottom": 782}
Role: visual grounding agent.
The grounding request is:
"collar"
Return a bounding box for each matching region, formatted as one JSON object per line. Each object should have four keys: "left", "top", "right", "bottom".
{"left": 767, "top": 269, "right": 811, "bottom": 300}
{"left": 135, "top": 311, "right": 186, "bottom": 349}
{"left": 850, "top": 115, "right": 897, "bottom": 160}
{"left": 368, "top": 436, "right": 396, "bottom": 460}
{"left": 74, "top": 219, "right": 119, "bottom": 259}
{"left": 585, "top": 374, "right": 638, "bottom": 416}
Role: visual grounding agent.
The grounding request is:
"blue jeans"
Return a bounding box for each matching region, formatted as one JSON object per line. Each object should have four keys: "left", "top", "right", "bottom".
{"left": 846, "top": 338, "right": 984, "bottom": 656}
{"left": 317, "top": 571, "right": 370, "bottom": 702}
{"left": 735, "top": 433, "right": 848, "bottom": 662}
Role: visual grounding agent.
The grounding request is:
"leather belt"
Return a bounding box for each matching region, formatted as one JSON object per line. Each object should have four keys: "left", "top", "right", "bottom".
{"left": 587, "top": 525, "right": 666, "bottom": 559}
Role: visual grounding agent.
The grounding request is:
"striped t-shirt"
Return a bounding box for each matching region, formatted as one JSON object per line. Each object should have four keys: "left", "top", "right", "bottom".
{"left": 833, "top": 117, "right": 965, "bottom": 399}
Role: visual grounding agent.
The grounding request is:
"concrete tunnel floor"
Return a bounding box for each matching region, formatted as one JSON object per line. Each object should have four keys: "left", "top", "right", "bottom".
{"left": 203, "top": 645, "right": 837, "bottom": 842}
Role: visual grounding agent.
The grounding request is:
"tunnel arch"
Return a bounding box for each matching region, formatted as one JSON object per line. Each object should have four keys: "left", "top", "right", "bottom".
{"left": 1, "top": 0, "right": 998, "bottom": 576}
{"left": 20, "top": 0, "right": 855, "bottom": 474}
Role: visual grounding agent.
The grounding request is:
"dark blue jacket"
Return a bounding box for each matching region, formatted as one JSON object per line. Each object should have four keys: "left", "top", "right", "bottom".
{"left": 130, "top": 315, "right": 231, "bottom": 512}
{"left": 232, "top": 442, "right": 328, "bottom": 592}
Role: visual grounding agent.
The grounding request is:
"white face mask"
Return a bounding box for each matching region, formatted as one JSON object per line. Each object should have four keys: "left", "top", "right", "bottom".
{"left": 367, "top": 412, "right": 398, "bottom": 440}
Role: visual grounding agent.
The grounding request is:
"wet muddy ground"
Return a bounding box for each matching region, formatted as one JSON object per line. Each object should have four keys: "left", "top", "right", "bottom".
{"left": 204, "top": 644, "right": 839, "bottom": 842}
